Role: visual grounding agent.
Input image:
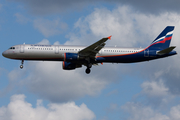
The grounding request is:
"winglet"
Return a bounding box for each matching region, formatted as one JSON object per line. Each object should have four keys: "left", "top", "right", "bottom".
{"left": 107, "top": 35, "right": 112, "bottom": 40}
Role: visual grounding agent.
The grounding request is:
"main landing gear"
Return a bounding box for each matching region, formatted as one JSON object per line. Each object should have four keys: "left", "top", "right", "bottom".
{"left": 85, "top": 63, "right": 92, "bottom": 74}
{"left": 20, "top": 60, "right": 24, "bottom": 69}
{"left": 86, "top": 68, "right": 91, "bottom": 74}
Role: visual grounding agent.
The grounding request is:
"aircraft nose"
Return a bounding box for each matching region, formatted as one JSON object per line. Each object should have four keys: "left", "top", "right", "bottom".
{"left": 2, "top": 51, "right": 8, "bottom": 57}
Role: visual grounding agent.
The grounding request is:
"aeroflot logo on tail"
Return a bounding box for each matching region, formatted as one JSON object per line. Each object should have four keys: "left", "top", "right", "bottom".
{"left": 152, "top": 31, "right": 173, "bottom": 44}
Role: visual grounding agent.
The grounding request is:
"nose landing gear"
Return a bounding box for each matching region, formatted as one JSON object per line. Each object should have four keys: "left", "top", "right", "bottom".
{"left": 20, "top": 60, "right": 24, "bottom": 69}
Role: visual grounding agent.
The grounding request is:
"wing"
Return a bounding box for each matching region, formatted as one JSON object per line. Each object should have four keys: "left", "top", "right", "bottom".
{"left": 78, "top": 36, "right": 112, "bottom": 59}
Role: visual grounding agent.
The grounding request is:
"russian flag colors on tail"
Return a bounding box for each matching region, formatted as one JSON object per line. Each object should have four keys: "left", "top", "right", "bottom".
{"left": 148, "top": 26, "right": 174, "bottom": 50}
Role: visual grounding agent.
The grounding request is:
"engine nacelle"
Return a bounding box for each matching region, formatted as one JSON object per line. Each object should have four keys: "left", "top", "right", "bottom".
{"left": 63, "top": 53, "right": 79, "bottom": 61}
{"left": 62, "top": 61, "right": 82, "bottom": 70}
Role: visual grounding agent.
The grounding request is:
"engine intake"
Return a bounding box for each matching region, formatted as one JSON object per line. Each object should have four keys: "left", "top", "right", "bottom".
{"left": 62, "top": 61, "right": 82, "bottom": 70}
{"left": 64, "top": 53, "right": 79, "bottom": 61}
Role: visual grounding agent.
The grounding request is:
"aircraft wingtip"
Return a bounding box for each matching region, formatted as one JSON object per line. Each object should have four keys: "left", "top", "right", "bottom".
{"left": 107, "top": 35, "right": 112, "bottom": 40}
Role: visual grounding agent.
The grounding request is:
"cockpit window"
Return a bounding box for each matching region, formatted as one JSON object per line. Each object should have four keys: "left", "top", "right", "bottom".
{"left": 9, "top": 47, "right": 15, "bottom": 49}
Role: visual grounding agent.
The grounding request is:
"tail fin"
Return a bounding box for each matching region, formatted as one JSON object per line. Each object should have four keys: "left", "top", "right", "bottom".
{"left": 148, "top": 26, "right": 174, "bottom": 50}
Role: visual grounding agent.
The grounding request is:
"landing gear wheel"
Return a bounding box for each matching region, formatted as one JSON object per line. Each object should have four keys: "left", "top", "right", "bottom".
{"left": 20, "top": 65, "right": 23, "bottom": 69}
{"left": 85, "top": 68, "right": 91, "bottom": 74}
{"left": 20, "top": 60, "right": 24, "bottom": 69}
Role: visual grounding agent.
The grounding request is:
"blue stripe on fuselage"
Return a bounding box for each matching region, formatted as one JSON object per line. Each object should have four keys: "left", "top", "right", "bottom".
{"left": 96, "top": 50, "right": 177, "bottom": 63}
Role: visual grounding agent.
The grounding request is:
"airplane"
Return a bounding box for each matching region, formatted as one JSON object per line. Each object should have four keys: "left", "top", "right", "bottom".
{"left": 2, "top": 26, "right": 177, "bottom": 74}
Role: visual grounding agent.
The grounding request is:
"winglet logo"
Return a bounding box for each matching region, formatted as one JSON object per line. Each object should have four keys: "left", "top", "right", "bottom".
{"left": 107, "top": 35, "right": 112, "bottom": 40}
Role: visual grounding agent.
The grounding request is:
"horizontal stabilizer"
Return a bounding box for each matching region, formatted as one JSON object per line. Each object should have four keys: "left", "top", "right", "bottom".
{"left": 157, "top": 46, "right": 176, "bottom": 55}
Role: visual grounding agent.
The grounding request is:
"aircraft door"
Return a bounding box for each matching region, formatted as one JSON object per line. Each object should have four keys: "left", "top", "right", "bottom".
{"left": 144, "top": 49, "right": 149, "bottom": 57}
{"left": 55, "top": 46, "right": 59, "bottom": 54}
{"left": 20, "top": 45, "right": 24, "bottom": 53}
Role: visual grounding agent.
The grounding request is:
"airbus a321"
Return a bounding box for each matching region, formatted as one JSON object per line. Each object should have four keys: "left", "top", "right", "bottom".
{"left": 2, "top": 26, "right": 177, "bottom": 74}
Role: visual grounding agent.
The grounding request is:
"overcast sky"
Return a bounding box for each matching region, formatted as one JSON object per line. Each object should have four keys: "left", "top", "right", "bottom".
{"left": 7, "top": 0, "right": 180, "bottom": 15}
{"left": 1, "top": 0, "right": 180, "bottom": 119}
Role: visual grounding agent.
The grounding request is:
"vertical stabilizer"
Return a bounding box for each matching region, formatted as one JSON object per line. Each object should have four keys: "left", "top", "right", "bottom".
{"left": 148, "top": 26, "right": 174, "bottom": 50}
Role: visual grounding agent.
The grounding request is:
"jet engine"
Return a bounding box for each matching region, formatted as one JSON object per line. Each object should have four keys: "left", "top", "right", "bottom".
{"left": 63, "top": 53, "right": 79, "bottom": 61}
{"left": 62, "top": 61, "right": 82, "bottom": 70}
